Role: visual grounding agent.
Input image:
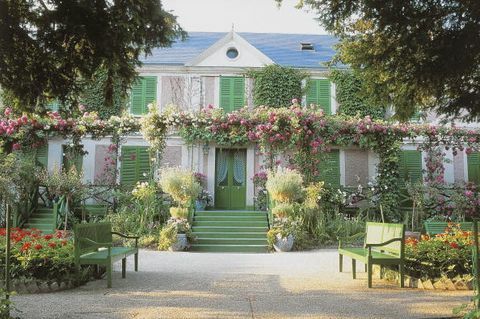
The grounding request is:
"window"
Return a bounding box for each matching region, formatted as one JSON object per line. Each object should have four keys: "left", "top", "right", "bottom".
{"left": 226, "top": 47, "right": 239, "bottom": 59}
{"left": 398, "top": 150, "right": 423, "bottom": 185}
{"left": 62, "top": 145, "right": 83, "bottom": 172}
{"left": 318, "top": 150, "right": 340, "bottom": 188}
{"left": 219, "top": 76, "right": 245, "bottom": 112}
{"left": 306, "top": 79, "right": 331, "bottom": 115}
{"left": 130, "top": 76, "right": 157, "bottom": 115}
{"left": 120, "top": 146, "right": 150, "bottom": 188}
{"left": 467, "top": 152, "right": 480, "bottom": 185}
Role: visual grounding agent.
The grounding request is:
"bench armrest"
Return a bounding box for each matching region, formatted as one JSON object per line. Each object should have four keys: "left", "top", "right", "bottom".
{"left": 338, "top": 232, "right": 365, "bottom": 249}
{"left": 364, "top": 237, "right": 403, "bottom": 248}
{"left": 111, "top": 231, "right": 139, "bottom": 247}
{"left": 79, "top": 237, "right": 113, "bottom": 247}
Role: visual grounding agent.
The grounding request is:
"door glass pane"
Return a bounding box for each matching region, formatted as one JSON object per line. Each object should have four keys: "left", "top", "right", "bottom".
{"left": 233, "top": 150, "right": 246, "bottom": 186}
{"left": 216, "top": 150, "right": 229, "bottom": 186}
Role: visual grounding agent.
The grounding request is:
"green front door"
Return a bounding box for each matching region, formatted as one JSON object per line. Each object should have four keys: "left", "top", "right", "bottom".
{"left": 215, "top": 149, "right": 246, "bottom": 210}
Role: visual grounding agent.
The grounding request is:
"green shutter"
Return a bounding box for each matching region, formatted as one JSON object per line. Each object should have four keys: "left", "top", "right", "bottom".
{"left": 220, "top": 77, "right": 244, "bottom": 112}
{"left": 36, "top": 145, "right": 49, "bottom": 168}
{"left": 306, "top": 79, "right": 331, "bottom": 115}
{"left": 398, "top": 150, "right": 423, "bottom": 185}
{"left": 120, "top": 146, "right": 150, "bottom": 187}
{"left": 468, "top": 153, "right": 480, "bottom": 185}
{"left": 318, "top": 150, "right": 340, "bottom": 187}
{"left": 130, "top": 76, "right": 157, "bottom": 115}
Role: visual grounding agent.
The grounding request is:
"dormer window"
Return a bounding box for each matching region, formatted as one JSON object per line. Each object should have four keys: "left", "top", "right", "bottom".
{"left": 300, "top": 42, "right": 314, "bottom": 51}
{"left": 226, "top": 47, "right": 239, "bottom": 59}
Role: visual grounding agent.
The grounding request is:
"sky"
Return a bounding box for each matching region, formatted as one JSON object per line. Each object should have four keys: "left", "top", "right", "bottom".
{"left": 162, "top": 0, "right": 327, "bottom": 35}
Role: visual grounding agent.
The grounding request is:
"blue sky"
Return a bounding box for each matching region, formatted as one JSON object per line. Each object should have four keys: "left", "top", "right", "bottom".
{"left": 162, "top": 0, "right": 327, "bottom": 35}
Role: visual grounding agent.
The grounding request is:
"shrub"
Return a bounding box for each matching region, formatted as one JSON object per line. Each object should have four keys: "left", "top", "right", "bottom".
{"left": 158, "top": 167, "right": 201, "bottom": 208}
{"left": 271, "top": 203, "right": 294, "bottom": 218}
{"left": 266, "top": 168, "right": 303, "bottom": 203}
{"left": 169, "top": 207, "right": 189, "bottom": 219}
{"left": 158, "top": 218, "right": 194, "bottom": 250}
{"left": 404, "top": 223, "right": 472, "bottom": 280}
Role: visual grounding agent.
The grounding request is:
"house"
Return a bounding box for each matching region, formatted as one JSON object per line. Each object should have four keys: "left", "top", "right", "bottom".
{"left": 43, "top": 31, "right": 478, "bottom": 211}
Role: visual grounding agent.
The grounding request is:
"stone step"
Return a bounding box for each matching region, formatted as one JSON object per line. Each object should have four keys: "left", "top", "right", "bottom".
{"left": 190, "top": 244, "right": 268, "bottom": 253}
{"left": 195, "top": 211, "right": 267, "bottom": 217}
{"left": 191, "top": 226, "right": 268, "bottom": 233}
{"left": 194, "top": 215, "right": 266, "bottom": 222}
{"left": 192, "top": 220, "right": 268, "bottom": 227}
{"left": 195, "top": 238, "right": 268, "bottom": 245}
{"left": 192, "top": 232, "right": 267, "bottom": 239}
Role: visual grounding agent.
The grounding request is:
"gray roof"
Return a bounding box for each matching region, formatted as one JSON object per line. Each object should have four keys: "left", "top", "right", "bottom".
{"left": 141, "top": 32, "right": 338, "bottom": 69}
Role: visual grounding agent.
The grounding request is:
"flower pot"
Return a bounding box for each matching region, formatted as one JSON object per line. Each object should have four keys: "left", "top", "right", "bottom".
{"left": 169, "top": 233, "right": 188, "bottom": 251}
{"left": 195, "top": 200, "right": 207, "bottom": 211}
{"left": 273, "top": 234, "right": 294, "bottom": 252}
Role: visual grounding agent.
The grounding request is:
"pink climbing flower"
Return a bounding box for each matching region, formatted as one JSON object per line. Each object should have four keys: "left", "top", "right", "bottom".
{"left": 12, "top": 143, "right": 21, "bottom": 151}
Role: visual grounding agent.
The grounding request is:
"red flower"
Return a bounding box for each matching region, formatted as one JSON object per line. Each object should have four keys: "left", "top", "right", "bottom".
{"left": 450, "top": 242, "right": 459, "bottom": 249}
{"left": 48, "top": 242, "right": 56, "bottom": 248}
{"left": 34, "top": 244, "right": 43, "bottom": 250}
{"left": 44, "top": 234, "right": 53, "bottom": 240}
{"left": 20, "top": 242, "right": 32, "bottom": 252}
{"left": 61, "top": 240, "right": 68, "bottom": 246}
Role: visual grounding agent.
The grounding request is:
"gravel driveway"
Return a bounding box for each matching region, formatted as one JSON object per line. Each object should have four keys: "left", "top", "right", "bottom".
{"left": 12, "top": 249, "right": 472, "bottom": 319}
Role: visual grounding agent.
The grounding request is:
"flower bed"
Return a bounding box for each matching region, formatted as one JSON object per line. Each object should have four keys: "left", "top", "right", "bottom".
{"left": 0, "top": 228, "right": 88, "bottom": 292}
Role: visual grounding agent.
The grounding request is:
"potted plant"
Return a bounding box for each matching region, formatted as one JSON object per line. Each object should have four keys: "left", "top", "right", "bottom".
{"left": 158, "top": 218, "right": 194, "bottom": 251}
{"left": 265, "top": 168, "right": 303, "bottom": 251}
{"left": 195, "top": 189, "right": 212, "bottom": 211}
{"left": 267, "top": 217, "right": 300, "bottom": 252}
{"left": 158, "top": 167, "right": 201, "bottom": 250}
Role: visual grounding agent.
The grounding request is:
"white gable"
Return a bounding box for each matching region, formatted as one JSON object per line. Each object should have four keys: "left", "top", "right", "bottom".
{"left": 186, "top": 31, "right": 274, "bottom": 67}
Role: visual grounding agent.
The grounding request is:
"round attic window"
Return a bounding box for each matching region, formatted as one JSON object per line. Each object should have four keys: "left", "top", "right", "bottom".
{"left": 226, "top": 47, "right": 239, "bottom": 59}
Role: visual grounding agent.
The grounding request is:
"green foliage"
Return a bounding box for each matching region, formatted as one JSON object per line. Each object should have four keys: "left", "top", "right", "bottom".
{"left": 0, "top": 0, "right": 184, "bottom": 113}
{"left": 108, "top": 182, "right": 169, "bottom": 240}
{"left": 158, "top": 218, "right": 194, "bottom": 251}
{"left": 247, "top": 65, "right": 308, "bottom": 107}
{"left": 405, "top": 224, "right": 472, "bottom": 280}
{"left": 37, "top": 166, "right": 85, "bottom": 200}
{"left": 158, "top": 167, "right": 201, "bottom": 208}
{"left": 266, "top": 168, "right": 304, "bottom": 203}
{"left": 294, "top": 0, "right": 480, "bottom": 120}
{"left": 0, "top": 229, "right": 81, "bottom": 285}
{"left": 330, "top": 70, "right": 385, "bottom": 119}
{"left": 79, "top": 68, "right": 127, "bottom": 119}
{"left": 271, "top": 203, "right": 294, "bottom": 218}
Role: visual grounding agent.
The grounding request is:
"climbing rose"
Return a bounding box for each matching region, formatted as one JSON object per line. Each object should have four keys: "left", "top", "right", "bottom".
{"left": 12, "top": 143, "right": 21, "bottom": 151}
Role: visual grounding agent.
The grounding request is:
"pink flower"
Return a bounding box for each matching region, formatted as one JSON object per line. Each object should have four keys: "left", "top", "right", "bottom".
{"left": 291, "top": 98, "right": 298, "bottom": 104}
{"left": 12, "top": 143, "right": 21, "bottom": 151}
{"left": 78, "top": 104, "right": 86, "bottom": 112}
{"left": 4, "top": 108, "right": 12, "bottom": 117}
{"left": 465, "top": 190, "right": 474, "bottom": 198}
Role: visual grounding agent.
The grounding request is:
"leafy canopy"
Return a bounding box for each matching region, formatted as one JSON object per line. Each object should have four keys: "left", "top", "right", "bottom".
{"left": 0, "top": 0, "right": 184, "bottom": 113}
{"left": 282, "top": 0, "right": 480, "bottom": 121}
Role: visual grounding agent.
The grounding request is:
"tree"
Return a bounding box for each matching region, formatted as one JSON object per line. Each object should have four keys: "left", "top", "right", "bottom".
{"left": 282, "top": 0, "right": 480, "bottom": 121}
{"left": 0, "top": 0, "right": 184, "bottom": 114}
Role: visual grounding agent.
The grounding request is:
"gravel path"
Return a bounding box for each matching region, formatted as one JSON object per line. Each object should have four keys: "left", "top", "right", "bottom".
{"left": 13, "top": 249, "right": 472, "bottom": 319}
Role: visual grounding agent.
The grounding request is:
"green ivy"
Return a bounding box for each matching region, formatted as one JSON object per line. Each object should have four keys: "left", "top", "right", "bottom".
{"left": 247, "top": 65, "right": 308, "bottom": 107}
{"left": 79, "top": 68, "right": 127, "bottom": 119}
{"left": 330, "top": 70, "right": 385, "bottom": 119}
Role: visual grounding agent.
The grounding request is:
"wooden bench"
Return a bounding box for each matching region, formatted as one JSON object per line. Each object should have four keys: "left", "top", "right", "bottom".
{"left": 74, "top": 222, "right": 139, "bottom": 288}
{"left": 338, "top": 222, "right": 405, "bottom": 288}
{"left": 424, "top": 221, "right": 472, "bottom": 236}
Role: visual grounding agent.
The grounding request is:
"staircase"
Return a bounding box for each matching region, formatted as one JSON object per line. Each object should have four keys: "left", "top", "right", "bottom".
{"left": 24, "top": 206, "right": 56, "bottom": 233}
{"left": 190, "top": 210, "right": 269, "bottom": 253}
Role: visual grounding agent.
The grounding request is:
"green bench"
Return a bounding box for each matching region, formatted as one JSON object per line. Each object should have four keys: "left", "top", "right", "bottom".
{"left": 424, "top": 221, "right": 472, "bottom": 236}
{"left": 338, "top": 222, "right": 405, "bottom": 288}
{"left": 74, "top": 222, "right": 139, "bottom": 288}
